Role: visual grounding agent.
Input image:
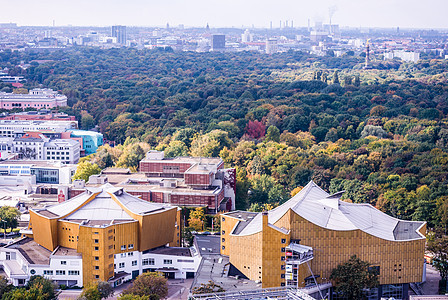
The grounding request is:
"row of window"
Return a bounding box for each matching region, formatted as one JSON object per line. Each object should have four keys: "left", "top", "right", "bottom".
{"left": 121, "top": 244, "right": 134, "bottom": 250}
{"left": 43, "top": 270, "right": 79, "bottom": 276}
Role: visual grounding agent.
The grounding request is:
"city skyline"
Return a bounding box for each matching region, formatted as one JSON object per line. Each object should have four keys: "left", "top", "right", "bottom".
{"left": 1, "top": 0, "right": 448, "bottom": 29}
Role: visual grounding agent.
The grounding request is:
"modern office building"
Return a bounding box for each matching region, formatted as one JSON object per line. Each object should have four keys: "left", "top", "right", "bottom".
{"left": 211, "top": 34, "right": 226, "bottom": 51}
{"left": 265, "top": 39, "right": 278, "bottom": 54}
{"left": 220, "top": 181, "right": 426, "bottom": 299}
{"left": 0, "top": 120, "right": 77, "bottom": 137}
{"left": 69, "top": 130, "right": 103, "bottom": 155}
{"left": 111, "top": 25, "right": 127, "bottom": 45}
{"left": 383, "top": 50, "right": 420, "bottom": 63}
{"left": 241, "top": 29, "right": 253, "bottom": 43}
{"left": 0, "top": 160, "right": 77, "bottom": 185}
{"left": 0, "top": 89, "right": 67, "bottom": 109}
{"left": 0, "top": 132, "right": 80, "bottom": 164}
{"left": 0, "top": 184, "right": 191, "bottom": 287}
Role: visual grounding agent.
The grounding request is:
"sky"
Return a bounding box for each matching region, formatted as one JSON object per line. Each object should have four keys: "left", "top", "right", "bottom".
{"left": 1, "top": 0, "right": 447, "bottom": 29}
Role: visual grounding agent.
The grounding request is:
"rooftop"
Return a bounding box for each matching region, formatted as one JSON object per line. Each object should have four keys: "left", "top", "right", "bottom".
{"left": 141, "top": 155, "right": 223, "bottom": 166}
{"left": 52, "top": 246, "right": 81, "bottom": 257}
{"left": 33, "top": 183, "right": 176, "bottom": 225}
{"left": 227, "top": 181, "right": 426, "bottom": 242}
{"left": 0, "top": 160, "right": 76, "bottom": 168}
{"left": 144, "top": 246, "right": 192, "bottom": 257}
{"left": 4, "top": 237, "right": 51, "bottom": 265}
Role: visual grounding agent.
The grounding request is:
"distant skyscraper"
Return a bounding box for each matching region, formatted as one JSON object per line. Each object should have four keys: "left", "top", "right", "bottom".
{"left": 241, "top": 29, "right": 253, "bottom": 43}
{"left": 111, "top": 25, "right": 127, "bottom": 45}
{"left": 211, "top": 34, "right": 225, "bottom": 51}
{"left": 265, "top": 39, "right": 278, "bottom": 54}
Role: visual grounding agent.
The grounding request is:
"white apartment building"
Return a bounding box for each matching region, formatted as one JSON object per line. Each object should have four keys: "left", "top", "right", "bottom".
{"left": 0, "top": 135, "right": 80, "bottom": 164}
{"left": 0, "top": 239, "right": 83, "bottom": 287}
{"left": 384, "top": 50, "right": 420, "bottom": 63}
{"left": 0, "top": 237, "right": 201, "bottom": 288}
{"left": 0, "top": 161, "right": 77, "bottom": 185}
{"left": 44, "top": 139, "right": 80, "bottom": 164}
{"left": 0, "top": 120, "right": 77, "bottom": 137}
{"left": 111, "top": 247, "right": 201, "bottom": 286}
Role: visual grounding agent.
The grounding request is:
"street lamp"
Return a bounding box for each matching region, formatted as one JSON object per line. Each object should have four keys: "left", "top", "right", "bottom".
{"left": 1, "top": 220, "right": 7, "bottom": 240}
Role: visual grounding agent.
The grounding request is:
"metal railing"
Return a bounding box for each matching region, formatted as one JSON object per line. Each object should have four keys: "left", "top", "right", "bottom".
{"left": 190, "top": 286, "right": 316, "bottom": 300}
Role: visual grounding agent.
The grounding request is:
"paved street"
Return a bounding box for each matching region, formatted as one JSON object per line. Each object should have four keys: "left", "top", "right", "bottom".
{"left": 421, "top": 264, "right": 442, "bottom": 295}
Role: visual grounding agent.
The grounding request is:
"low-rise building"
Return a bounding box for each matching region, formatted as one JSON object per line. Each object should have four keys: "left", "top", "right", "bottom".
{"left": 0, "top": 132, "right": 80, "bottom": 164}
{"left": 0, "top": 120, "right": 77, "bottom": 137}
{"left": 138, "top": 151, "right": 235, "bottom": 213}
{"left": 0, "top": 110, "right": 76, "bottom": 122}
{"left": 69, "top": 130, "right": 103, "bottom": 155}
{"left": 0, "top": 161, "right": 77, "bottom": 185}
{"left": 0, "top": 89, "right": 67, "bottom": 109}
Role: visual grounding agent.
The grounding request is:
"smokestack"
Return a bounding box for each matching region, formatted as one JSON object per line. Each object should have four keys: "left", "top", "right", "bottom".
{"left": 270, "top": 21, "right": 273, "bottom": 30}
{"left": 279, "top": 20, "right": 282, "bottom": 29}
{"left": 291, "top": 20, "right": 294, "bottom": 28}
{"left": 308, "top": 19, "right": 310, "bottom": 32}
{"left": 286, "top": 20, "right": 288, "bottom": 28}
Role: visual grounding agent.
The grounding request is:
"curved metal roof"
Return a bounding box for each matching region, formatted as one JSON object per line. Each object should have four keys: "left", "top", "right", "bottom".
{"left": 232, "top": 181, "right": 426, "bottom": 241}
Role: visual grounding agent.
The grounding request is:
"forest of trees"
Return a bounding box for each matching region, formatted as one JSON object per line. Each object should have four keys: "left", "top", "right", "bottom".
{"left": 2, "top": 47, "right": 448, "bottom": 228}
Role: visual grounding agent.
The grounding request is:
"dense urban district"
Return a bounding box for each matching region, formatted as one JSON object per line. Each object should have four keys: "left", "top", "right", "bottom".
{"left": 0, "top": 23, "right": 447, "bottom": 300}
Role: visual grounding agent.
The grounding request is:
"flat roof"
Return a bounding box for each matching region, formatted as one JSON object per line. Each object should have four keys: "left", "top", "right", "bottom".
{"left": 141, "top": 156, "right": 223, "bottom": 166}
{"left": 0, "top": 160, "right": 76, "bottom": 168}
{"left": 4, "top": 237, "right": 51, "bottom": 265}
{"left": 144, "top": 246, "right": 192, "bottom": 257}
{"left": 225, "top": 211, "right": 258, "bottom": 221}
{"left": 185, "top": 164, "right": 213, "bottom": 174}
{"left": 53, "top": 246, "right": 80, "bottom": 257}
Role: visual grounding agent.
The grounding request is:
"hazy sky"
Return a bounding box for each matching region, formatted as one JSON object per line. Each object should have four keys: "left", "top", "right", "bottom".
{"left": 1, "top": 0, "right": 447, "bottom": 29}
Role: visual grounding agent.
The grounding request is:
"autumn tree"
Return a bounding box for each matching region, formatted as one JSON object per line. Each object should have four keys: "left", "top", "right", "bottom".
{"left": 72, "top": 161, "right": 101, "bottom": 182}
{"left": 188, "top": 207, "right": 206, "bottom": 231}
{"left": 265, "top": 125, "right": 280, "bottom": 143}
{"left": 2, "top": 276, "right": 58, "bottom": 300}
{"left": 121, "top": 272, "right": 168, "bottom": 300}
{"left": 427, "top": 229, "right": 448, "bottom": 283}
{"left": 0, "top": 276, "right": 13, "bottom": 299}
{"left": 245, "top": 120, "right": 266, "bottom": 140}
{"left": 330, "top": 255, "right": 379, "bottom": 300}
{"left": 0, "top": 206, "right": 20, "bottom": 231}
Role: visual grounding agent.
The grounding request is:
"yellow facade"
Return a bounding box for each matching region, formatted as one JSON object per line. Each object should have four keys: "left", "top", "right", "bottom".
{"left": 27, "top": 187, "right": 179, "bottom": 286}
{"left": 221, "top": 207, "right": 426, "bottom": 289}
{"left": 278, "top": 210, "right": 425, "bottom": 286}
{"left": 223, "top": 213, "right": 290, "bottom": 288}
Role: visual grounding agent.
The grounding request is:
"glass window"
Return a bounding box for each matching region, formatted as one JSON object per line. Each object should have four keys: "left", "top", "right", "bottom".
{"left": 132, "top": 260, "right": 138, "bottom": 266}
{"left": 143, "top": 258, "right": 155, "bottom": 266}
{"left": 163, "top": 259, "right": 172, "bottom": 265}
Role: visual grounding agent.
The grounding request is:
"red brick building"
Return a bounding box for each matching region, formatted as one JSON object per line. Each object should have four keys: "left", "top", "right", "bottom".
{"left": 68, "top": 151, "right": 236, "bottom": 213}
